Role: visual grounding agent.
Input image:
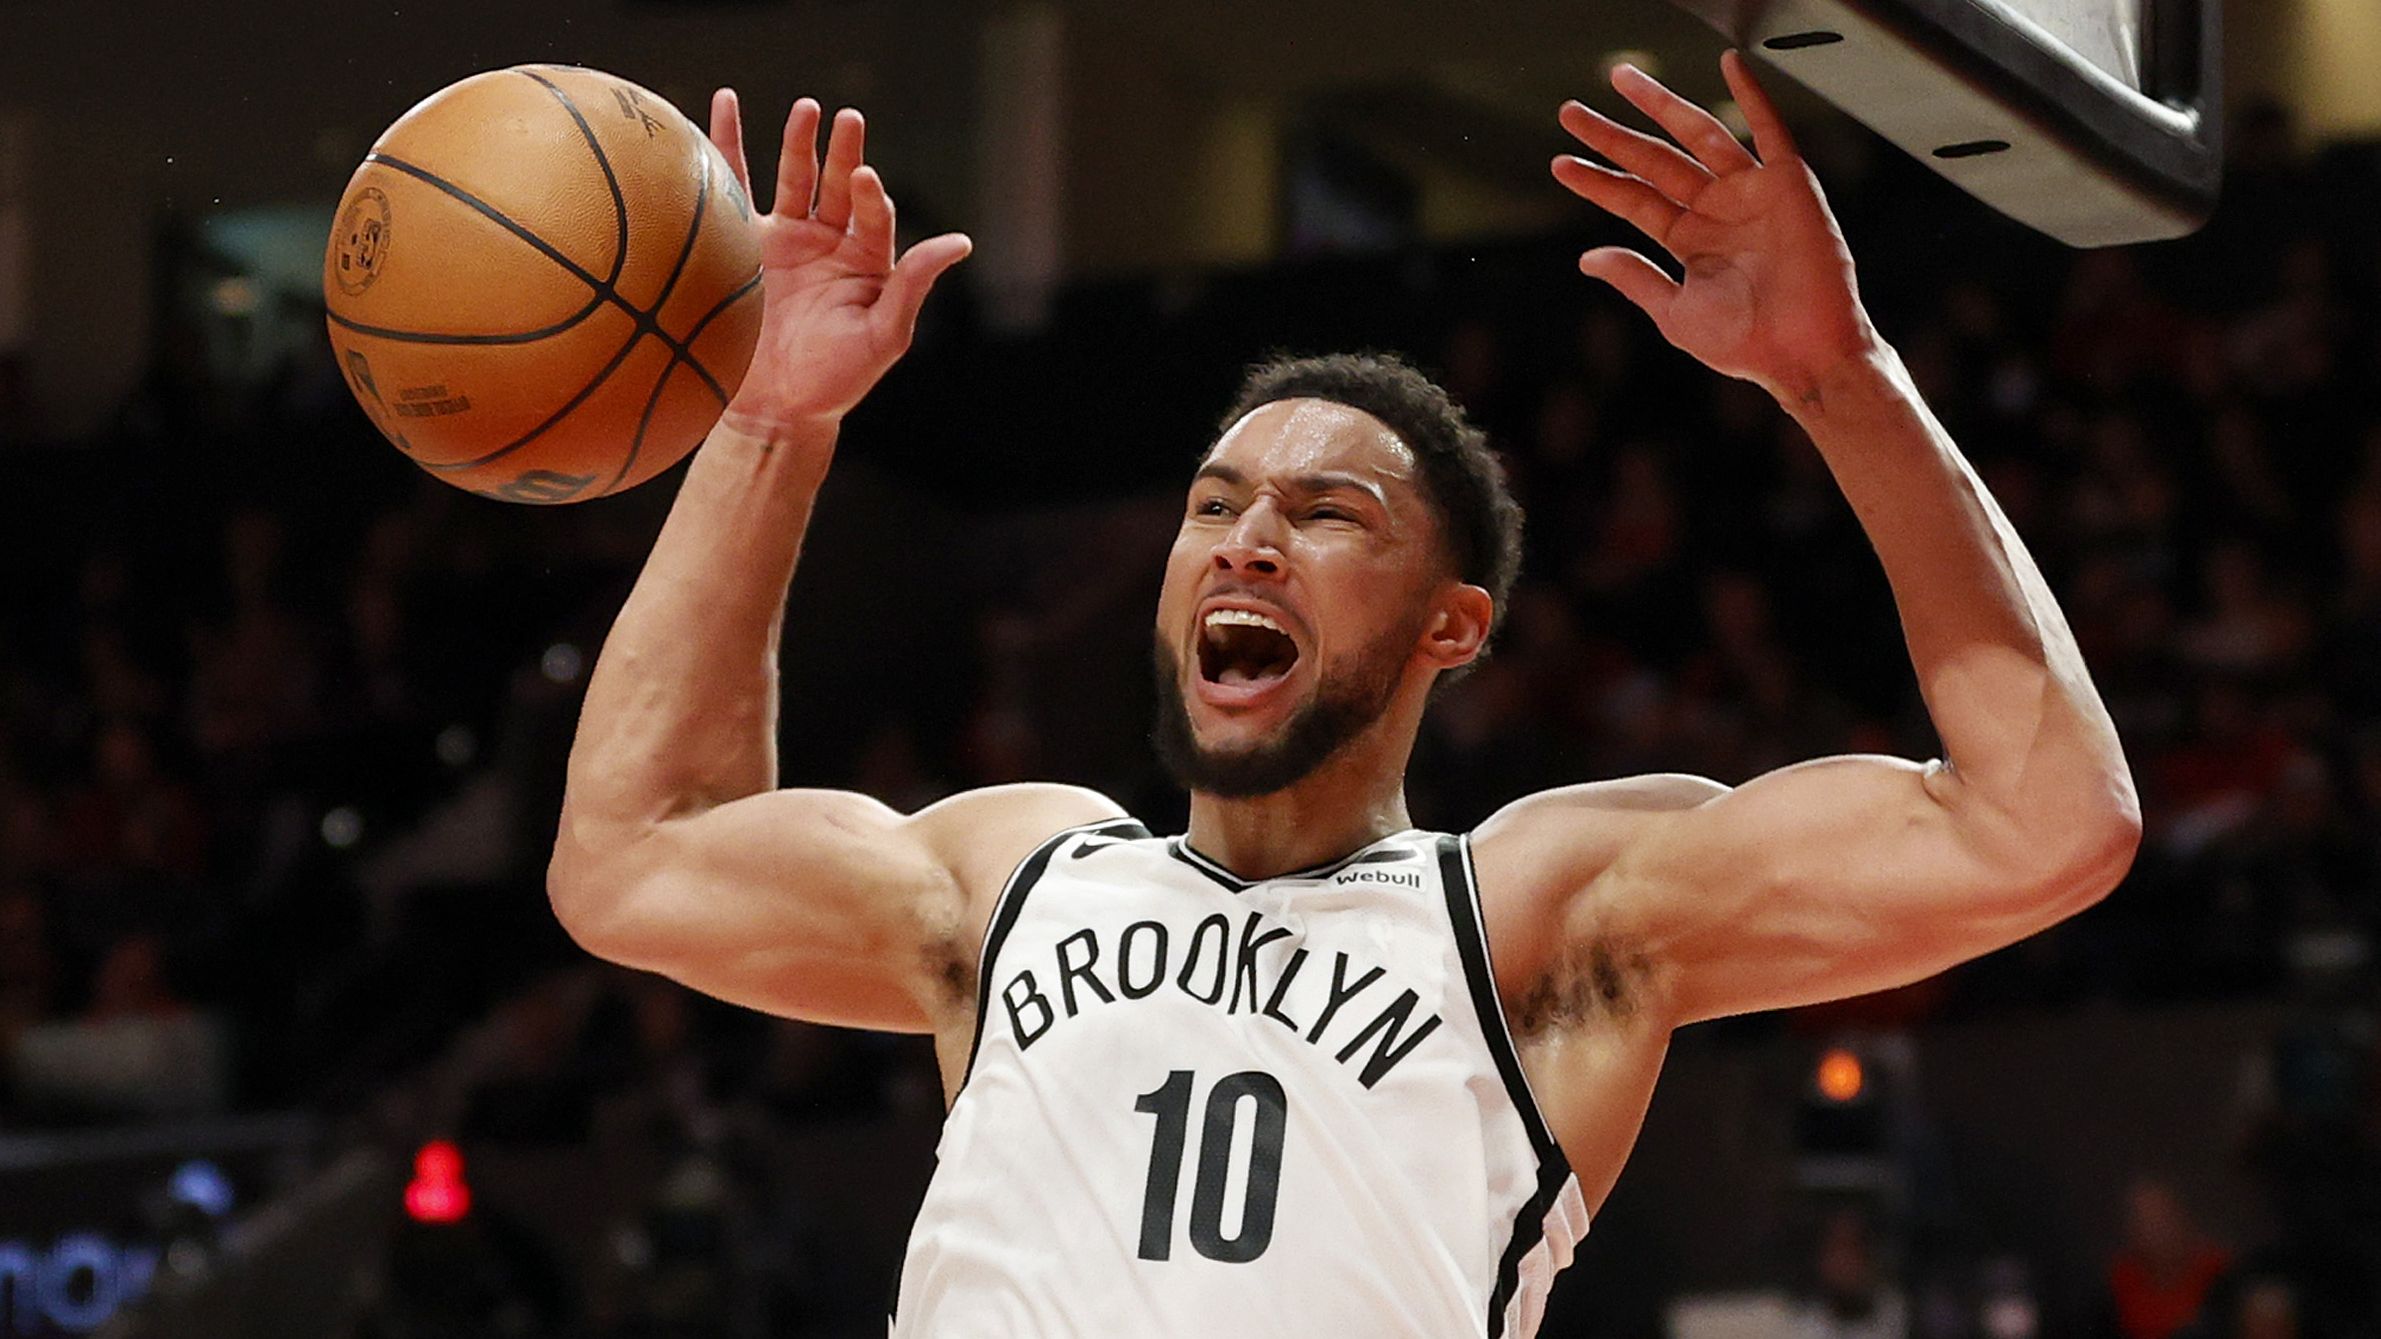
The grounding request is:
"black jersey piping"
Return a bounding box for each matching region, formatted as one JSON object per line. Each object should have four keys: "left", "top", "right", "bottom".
{"left": 891, "top": 815, "right": 1144, "bottom": 1331}
{"left": 958, "top": 817, "right": 1152, "bottom": 1090}
{"left": 1439, "top": 833, "right": 1578, "bottom": 1339}
{"left": 1166, "top": 828, "right": 1424, "bottom": 892}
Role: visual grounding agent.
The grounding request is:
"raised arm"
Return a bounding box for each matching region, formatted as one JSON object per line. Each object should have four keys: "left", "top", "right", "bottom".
{"left": 1479, "top": 54, "right": 2138, "bottom": 1027}
{"left": 547, "top": 93, "right": 1113, "bottom": 1034}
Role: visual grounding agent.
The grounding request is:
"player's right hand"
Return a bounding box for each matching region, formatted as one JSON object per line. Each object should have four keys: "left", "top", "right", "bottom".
{"left": 707, "top": 91, "right": 972, "bottom": 435}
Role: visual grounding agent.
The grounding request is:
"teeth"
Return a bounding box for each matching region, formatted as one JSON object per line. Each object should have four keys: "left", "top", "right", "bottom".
{"left": 1203, "top": 609, "right": 1287, "bottom": 634}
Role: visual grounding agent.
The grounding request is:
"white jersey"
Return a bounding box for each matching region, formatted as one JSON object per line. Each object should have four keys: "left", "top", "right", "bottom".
{"left": 891, "top": 819, "right": 1589, "bottom": 1338}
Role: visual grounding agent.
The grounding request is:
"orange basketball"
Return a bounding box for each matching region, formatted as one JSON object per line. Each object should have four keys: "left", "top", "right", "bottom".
{"left": 323, "top": 66, "right": 764, "bottom": 504}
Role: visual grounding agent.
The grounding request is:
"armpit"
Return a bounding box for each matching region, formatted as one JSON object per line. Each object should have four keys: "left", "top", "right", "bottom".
{"left": 1513, "top": 937, "right": 1655, "bottom": 1038}
{"left": 925, "top": 935, "right": 976, "bottom": 1013}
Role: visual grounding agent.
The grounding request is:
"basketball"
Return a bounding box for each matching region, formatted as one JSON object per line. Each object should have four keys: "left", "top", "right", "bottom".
{"left": 322, "top": 65, "right": 764, "bottom": 504}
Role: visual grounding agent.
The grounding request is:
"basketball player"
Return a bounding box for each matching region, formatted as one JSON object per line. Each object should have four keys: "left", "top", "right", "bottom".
{"left": 549, "top": 54, "right": 2139, "bottom": 1337}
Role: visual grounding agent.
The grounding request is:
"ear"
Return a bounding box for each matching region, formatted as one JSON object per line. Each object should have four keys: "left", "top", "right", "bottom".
{"left": 1419, "top": 582, "right": 1494, "bottom": 671}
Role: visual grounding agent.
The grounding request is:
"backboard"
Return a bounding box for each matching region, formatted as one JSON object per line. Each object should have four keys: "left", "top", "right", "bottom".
{"left": 1667, "top": 0, "right": 2220, "bottom": 246}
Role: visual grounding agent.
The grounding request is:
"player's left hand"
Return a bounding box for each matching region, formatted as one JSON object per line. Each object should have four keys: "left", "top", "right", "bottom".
{"left": 1554, "top": 52, "right": 1878, "bottom": 407}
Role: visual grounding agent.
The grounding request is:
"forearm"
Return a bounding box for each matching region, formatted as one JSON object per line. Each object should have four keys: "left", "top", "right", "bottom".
{"left": 561, "top": 415, "right": 838, "bottom": 838}
{"left": 1789, "top": 345, "right": 2135, "bottom": 833}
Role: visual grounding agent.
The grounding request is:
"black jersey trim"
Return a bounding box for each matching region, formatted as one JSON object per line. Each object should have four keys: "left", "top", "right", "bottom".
{"left": 1166, "top": 828, "right": 1424, "bottom": 891}
{"left": 900, "top": 815, "right": 1146, "bottom": 1330}
{"left": 1439, "top": 833, "right": 1577, "bottom": 1339}
{"left": 958, "top": 817, "right": 1152, "bottom": 1089}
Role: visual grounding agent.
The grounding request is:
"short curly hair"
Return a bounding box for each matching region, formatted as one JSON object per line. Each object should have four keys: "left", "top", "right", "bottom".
{"left": 1218, "top": 351, "right": 1526, "bottom": 647}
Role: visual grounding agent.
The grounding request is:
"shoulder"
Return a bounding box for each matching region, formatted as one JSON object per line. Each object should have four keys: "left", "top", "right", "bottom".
{"left": 910, "top": 781, "right": 1127, "bottom": 828}
{"left": 1473, "top": 773, "right": 1729, "bottom": 879}
{"left": 1485, "top": 773, "right": 1732, "bottom": 825}
{"left": 1469, "top": 775, "right": 1730, "bottom": 937}
{"left": 907, "top": 783, "right": 1131, "bottom": 901}
{"left": 1467, "top": 774, "right": 1730, "bottom": 1033}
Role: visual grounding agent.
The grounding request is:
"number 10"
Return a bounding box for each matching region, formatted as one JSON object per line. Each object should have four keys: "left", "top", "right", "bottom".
{"left": 1133, "top": 1069, "right": 1288, "bottom": 1263}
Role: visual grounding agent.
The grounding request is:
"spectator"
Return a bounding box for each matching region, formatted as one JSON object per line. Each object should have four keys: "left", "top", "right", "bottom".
{"left": 0, "top": 881, "right": 55, "bottom": 1051}
{"left": 2231, "top": 1278, "right": 2300, "bottom": 1339}
{"left": 2099, "top": 1177, "right": 2232, "bottom": 1339}
{"left": 55, "top": 717, "right": 207, "bottom": 893}
{"left": 1787, "top": 1206, "right": 1907, "bottom": 1339}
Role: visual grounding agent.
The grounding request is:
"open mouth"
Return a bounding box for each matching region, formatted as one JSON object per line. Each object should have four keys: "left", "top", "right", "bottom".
{"left": 1197, "top": 608, "right": 1302, "bottom": 690}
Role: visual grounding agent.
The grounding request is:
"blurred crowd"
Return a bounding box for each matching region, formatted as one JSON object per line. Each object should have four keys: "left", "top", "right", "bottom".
{"left": 4, "top": 96, "right": 2381, "bottom": 1336}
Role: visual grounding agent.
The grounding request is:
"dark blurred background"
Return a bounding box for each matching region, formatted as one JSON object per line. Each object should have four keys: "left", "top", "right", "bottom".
{"left": 4, "top": 1, "right": 2381, "bottom": 1336}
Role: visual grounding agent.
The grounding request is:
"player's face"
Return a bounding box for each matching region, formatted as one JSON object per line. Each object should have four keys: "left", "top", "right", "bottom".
{"left": 1152, "top": 399, "right": 1446, "bottom": 796}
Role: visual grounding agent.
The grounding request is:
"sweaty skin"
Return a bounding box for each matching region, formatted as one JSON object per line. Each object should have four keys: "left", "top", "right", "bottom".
{"left": 550, "top": 57, "right": 2138, "bottom": 1220}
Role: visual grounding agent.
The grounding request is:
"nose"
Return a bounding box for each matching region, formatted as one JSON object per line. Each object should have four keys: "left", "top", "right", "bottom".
{"left": 1212, "top": 499, "right": 1287, "bottom": 578}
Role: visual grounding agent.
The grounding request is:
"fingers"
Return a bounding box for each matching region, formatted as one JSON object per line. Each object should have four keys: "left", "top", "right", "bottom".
{"left": 709, "top": 89, "right": 753, "bottom": 201}
{"left": 774, "top": 98, "right": 822, "bottom": 217}
{"left": 1551, "top": 155, "right": 1684, "bottom": 256}
{"left": 875, "top": 233, "right": 974, "bottom": 350}
{"left": 814, "top": 107, "right": 866, "bottom": 230}
{"left": 1721, "top": 50, "right": 1797, "bottom": 163}
{"left": 1612, "top": 62, "right": 1757, "bottom": 177}
{"left": 1559, "top": 99, "right": 1711, "bottom": 206}
{"left": 1578, "top": 247, "right": 1679, "bottom": 321}
{"left": 849, "top": 166, "right": 896, "bottom": 271}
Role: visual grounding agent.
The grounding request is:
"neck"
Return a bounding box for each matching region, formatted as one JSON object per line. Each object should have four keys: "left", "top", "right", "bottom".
{"left": 1184, "top": 729, "right": 1417, "bottom": 880}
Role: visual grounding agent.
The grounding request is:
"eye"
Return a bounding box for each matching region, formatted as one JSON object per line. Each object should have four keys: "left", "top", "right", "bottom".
{"left": 1194, "top": 497, "right": 1234, "bottom": 517}
{"left": 1307, "top": 505, "right": 1355, "bottom": 523}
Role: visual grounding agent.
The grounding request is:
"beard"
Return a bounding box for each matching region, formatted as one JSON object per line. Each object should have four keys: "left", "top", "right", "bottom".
{"left": 1150, "top": 616, "right": 1418, "bottom": 799}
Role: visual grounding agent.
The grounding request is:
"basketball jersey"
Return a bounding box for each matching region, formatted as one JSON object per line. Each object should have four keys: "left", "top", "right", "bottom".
{"left": 890, "top": 819, "right": 1589, "bottom": 1338}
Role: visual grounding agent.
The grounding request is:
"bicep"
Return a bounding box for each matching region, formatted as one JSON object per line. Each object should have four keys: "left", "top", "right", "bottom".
{"left": 553, "top": 787, "right": 967, "bottom": 1032}
{"left": 1599, "top": 754, "right": 2085, "bottom": 1024}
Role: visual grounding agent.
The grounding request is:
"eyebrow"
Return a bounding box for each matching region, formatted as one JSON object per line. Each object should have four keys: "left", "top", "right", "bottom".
{"left": 1190, "top": 463, "right": 1390, "bottom": 504}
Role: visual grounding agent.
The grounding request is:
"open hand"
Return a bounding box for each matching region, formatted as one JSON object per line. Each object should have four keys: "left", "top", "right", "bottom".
{"left": 1554, "top": 52, "right": 1877, "bottom": 406}
{"left": 708, "top": 92, "right": 972, "bottom": 433}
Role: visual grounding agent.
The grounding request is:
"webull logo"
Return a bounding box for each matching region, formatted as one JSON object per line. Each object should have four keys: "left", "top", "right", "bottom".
{"left": 1331, "top": 867, "right": 1423, "bottom": 889}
